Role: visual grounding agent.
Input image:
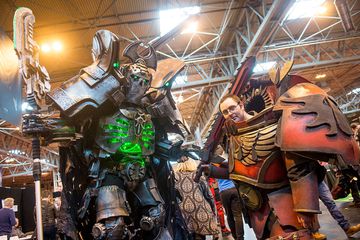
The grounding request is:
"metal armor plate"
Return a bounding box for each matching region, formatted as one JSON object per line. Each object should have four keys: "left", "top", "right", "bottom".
{"left": 229, "top": 122, "right": 288, "bottom": 189}
{"left": 274, "top": 81, "right": 360, "bottom": 165}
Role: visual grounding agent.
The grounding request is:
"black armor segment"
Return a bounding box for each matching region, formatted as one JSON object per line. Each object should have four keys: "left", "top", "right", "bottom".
{"left": 96, "top": 185, "right": 130, "bottom": 222}
{"left": 132, "top": 178, "right": 164, "bottom": 207}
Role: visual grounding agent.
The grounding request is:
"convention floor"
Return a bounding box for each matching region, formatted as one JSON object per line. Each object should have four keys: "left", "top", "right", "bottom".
{"left": 222, "top": 195, "right": 360, "bottom": 240}
{"left": 318, "top": 196, "right": 360, "bottom": 240}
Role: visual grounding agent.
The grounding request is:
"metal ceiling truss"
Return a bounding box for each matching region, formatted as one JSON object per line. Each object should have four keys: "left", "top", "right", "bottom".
{"left": 0, "top": 130, "right": 59, "bottom": 179}
{"left": 336, "top": 90, "right": 360, "bottom": 114}
{"left": 175, "top": 0, "right": 360, "bottom": 138}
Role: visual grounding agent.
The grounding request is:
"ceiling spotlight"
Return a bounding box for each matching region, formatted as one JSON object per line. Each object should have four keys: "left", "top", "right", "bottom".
{"left": 41, "top": 43, "right": 51, "bottom": 53}
{"left": 52, "top": 41, "right": 62, "bottom": 52}
{"left": 315, "top": 73, "right": 326, "bottom": 79}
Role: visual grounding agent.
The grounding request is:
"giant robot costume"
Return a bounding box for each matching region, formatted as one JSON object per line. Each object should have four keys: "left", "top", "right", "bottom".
{"left": 30, "top": 30, "right": 189, "bottom": 240}
{"left": 201, "top": 62, "right": 360, "bottom": 240}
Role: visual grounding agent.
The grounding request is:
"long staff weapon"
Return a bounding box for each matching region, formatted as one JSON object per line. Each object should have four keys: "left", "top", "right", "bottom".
{"left": 14, "top": 7, "right": 51, "bottom": 240}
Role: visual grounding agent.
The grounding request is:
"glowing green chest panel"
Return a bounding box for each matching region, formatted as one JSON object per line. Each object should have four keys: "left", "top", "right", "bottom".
{"left": 96, "top": 109, "right": 155, "bottom": 157}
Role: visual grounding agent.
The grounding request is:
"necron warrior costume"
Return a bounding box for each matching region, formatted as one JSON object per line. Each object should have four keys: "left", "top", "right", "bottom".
{"left": 199, "top": 61, "right": 360, "bottom": 239}
{"left": 26, "top": 30, "right": 190, "bottom": 240}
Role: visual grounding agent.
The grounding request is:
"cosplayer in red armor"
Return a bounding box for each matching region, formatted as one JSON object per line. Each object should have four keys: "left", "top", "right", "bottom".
{"left": 197, "top": 61, "right": 360, "bottom": 240}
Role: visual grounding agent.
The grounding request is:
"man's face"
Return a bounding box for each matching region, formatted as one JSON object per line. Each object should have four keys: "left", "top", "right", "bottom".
{"left": 220, "top": 97, "right": 245, "bottom": 122}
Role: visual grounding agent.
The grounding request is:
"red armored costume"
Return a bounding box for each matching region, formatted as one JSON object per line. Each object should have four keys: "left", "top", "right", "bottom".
{"left": 204, "top": 62, "right": 359, "bottom": 239}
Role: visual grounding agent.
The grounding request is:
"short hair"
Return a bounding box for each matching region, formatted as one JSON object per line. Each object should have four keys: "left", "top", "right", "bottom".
{"left": 4, "top": 198, "right": 14, "bottom": 207}
{"left": 219, "top": 94, "right": 242, "bottom": 111}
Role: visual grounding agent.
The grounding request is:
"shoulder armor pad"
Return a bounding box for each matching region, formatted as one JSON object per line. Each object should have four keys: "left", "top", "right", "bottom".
{"left": 47, "top": 69, "right": 124, "bottom": 119}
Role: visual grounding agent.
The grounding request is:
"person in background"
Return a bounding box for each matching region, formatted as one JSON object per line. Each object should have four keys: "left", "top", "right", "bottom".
{"left": 312, "top": 178, "right": 360, "bottom": 239}
{"left": 0, "top": 198, "right": 16, "bottom": 239}
{"left": 208, "top": 178, "right": 232, "bottom": 238}
{"left": 218, "top": 178, "right": 244, "bottom": 240}
{"left": 213, "top": 145, "right": 244, "bottom": 240}
{"left": 351, "top": 122, "right": 360, "bottom": 147}
{"left": 173, "top": 156, "right": 219, "bottom": 240}
{"left": 41, "top": 190, "right": 57, "bottom": 240}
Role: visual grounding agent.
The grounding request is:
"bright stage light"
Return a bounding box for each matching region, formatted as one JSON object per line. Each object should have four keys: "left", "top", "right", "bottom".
{"left": 41, "top": 41, "right": 63, "bottom": 53}
{"left": 315, "top": 73, "right": 326, "bottom": 79}
{"left": 52, "top": 41, "right": 62, "bottom": 52}
{"left": 41, "top": 43, "right": 51, "bottom": 53}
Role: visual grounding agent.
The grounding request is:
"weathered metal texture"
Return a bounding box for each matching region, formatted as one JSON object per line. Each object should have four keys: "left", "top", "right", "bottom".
{"left": 267, "top": 187, "right": 301, "bottom": 228}
{"left": 274, "top": 79, "right": 360, "bottom": 165}
{"left": 229, "top": 120, "right": 289, "bottom": 189}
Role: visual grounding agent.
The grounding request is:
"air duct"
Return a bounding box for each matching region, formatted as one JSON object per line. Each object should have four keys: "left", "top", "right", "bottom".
{"left": 334, "top": 0, "right": 355, "bottom": 32}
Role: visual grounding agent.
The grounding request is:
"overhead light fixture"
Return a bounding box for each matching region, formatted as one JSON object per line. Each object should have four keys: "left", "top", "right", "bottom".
{"left": 41, "top": 41, "right": 63, "bottom": 53}
{"left": 52, "top": 41, "right": 62, "bottom": 52}
{"left": 159, "top": 6, "right": 200, "bottom": 36}
{"left": 4, "top": 157, "right": 16, "bottom": 163}
{"left": 41, "top": 43, "right": 51, "bottom": 53}
{"left": 315, "top": 73, "right": 326, "bottom": 79}
{"left": 286, "top": 0, "right": 326, "bottom": 20}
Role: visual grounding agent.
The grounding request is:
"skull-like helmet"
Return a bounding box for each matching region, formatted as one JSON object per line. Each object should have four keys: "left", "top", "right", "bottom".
{"left": 122, "top": 41, "right": 157, "bottom": 105}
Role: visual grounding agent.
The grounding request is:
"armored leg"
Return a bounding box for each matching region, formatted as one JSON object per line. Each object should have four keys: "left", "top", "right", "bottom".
{"left": 132, "top": 178, "right": 170, "bottom": 239}
{"left": 93, "top": 185, "right": 130, "bottom": 240}
{"left": 284, "top": 152, "right": 321, "bottom": 232}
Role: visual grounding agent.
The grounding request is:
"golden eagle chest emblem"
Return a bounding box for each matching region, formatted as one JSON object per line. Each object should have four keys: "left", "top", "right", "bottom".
{"left": 232, "top": 123, "right": 278, "bottom": 165}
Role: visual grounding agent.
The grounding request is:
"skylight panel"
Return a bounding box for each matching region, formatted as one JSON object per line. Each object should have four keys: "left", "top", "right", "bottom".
{"left": 159, "top": 6, "right": 200, "bottom": 36}
{"left": 286, "top": 0, "right": 326, "bottom": 20}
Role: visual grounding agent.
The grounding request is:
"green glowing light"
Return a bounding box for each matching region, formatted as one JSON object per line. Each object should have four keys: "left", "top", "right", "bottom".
{"left": 119, "top": 142, "right": 142, "bottom": 154}
{"left": 108, "top": 138, "right": 121, "bottom": 144}
{"left": 116, "top": 118, "right": 129, "bottom": 126}
{"left": 165, "top": 82, "right": 170, "bottom": 87}
{"left": 143, "top": 130, "right": 155, "bottom": 136}
{"left": 143, "top": 123, "right": 153, "bottom": 129}
{"left": 142, "top": 136, "right": 151, "bottom": 142}
{"left": 113, "top": 61, "right": 120, "bottom": 69}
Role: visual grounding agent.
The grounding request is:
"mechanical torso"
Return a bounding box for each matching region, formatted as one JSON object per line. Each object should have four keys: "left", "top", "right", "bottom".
{"left": 95, "top": 107, "right": 155, "bottom": 182}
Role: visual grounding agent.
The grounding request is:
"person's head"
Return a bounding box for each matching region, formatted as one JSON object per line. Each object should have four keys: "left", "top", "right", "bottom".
{"left": 219, "top": 94, "right": 251, "bottom": 122}
{"left": 3, "top": 198, "right": 14, "bottom": 208}
{"left": 351, "top": 122, "right": 359, "bottom": 133}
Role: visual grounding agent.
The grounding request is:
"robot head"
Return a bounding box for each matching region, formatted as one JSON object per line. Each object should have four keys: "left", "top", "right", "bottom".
{"left": 123, "top": 59, "right": 152, "bottom": 104}
{"left": 122, "top": 41, "right": 157, "bottom": 105}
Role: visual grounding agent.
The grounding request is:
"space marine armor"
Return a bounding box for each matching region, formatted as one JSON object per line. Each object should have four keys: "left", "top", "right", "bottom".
{"left": 204, "top": 63, "right": 359, "bottom": 239}
{"left": 36, "top": 30, "right": 189, "bottom": 240}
